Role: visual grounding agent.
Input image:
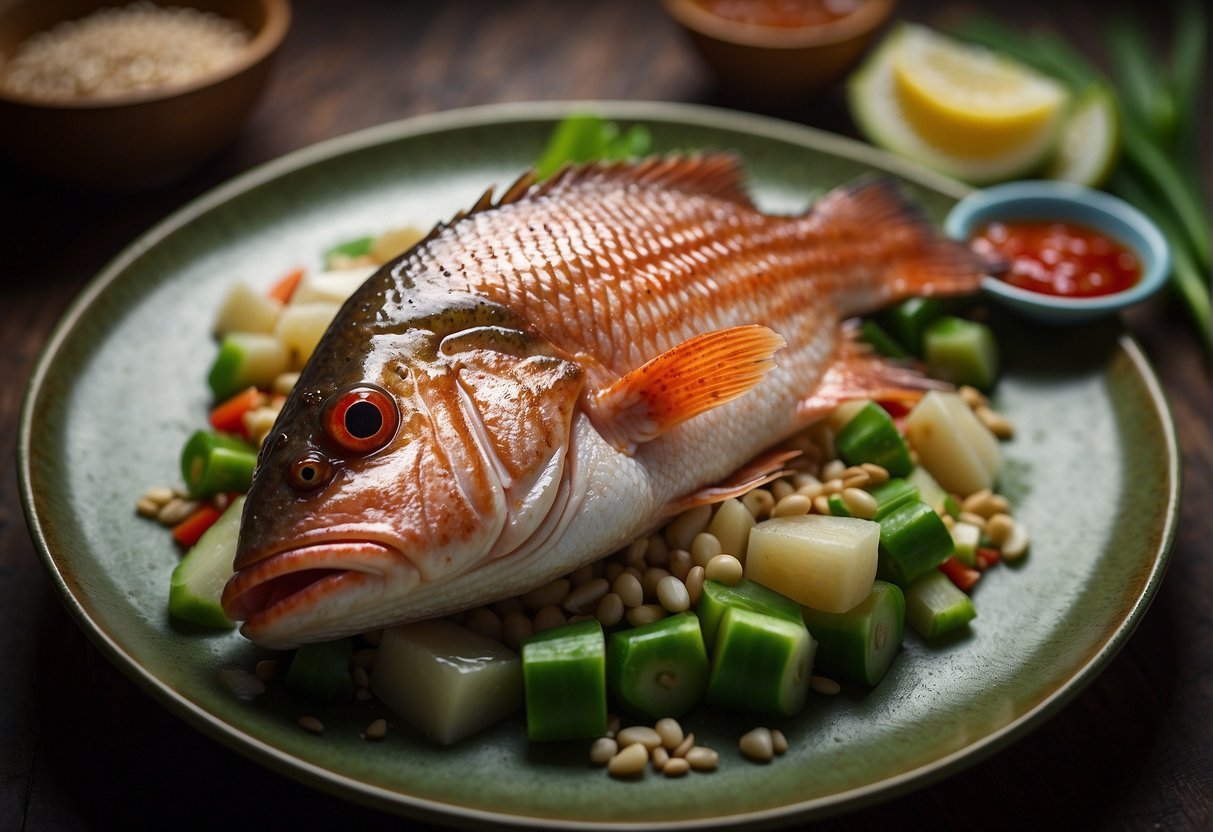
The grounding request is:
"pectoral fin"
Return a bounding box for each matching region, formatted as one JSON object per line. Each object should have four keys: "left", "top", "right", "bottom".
{"left": 590, "top": 325, "right": 786, "bottom": 454}
{"left": 661, "top": 448, "right": 801, "bottom": 517}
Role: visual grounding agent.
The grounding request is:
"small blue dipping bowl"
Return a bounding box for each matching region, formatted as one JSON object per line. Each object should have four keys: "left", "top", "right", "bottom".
{"left": 945, "top": 180, "right": 1170, "bottom": 324}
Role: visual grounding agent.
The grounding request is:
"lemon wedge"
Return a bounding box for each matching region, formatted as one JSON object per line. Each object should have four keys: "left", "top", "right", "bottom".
{"left": 1045, "top": 83, "right": 1120, "bottom": 187}
{"left": 849, "top": 25, "right": 1071, "bottom": 184}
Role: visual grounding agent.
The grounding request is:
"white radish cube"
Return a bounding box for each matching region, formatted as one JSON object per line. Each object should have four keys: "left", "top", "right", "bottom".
{"left": 372, "top": 620, "right": 523, "bottom": 746}
{"left": 707, "top": 498, "right": 756, "bottom": 561}
{"left": 904, "top": 391, "right": 1000, "bottom": 496}
{"left": 275, "top": 302, "right": 340, "bottom": 367}
{"left": 213, "top": 281, "right": 282, "bottom": 336}
{"left": 745, "top": 515, "right": 879, "bottom": 614}
{"left": 292, "top": 266, "right": 377, "bottom": 305}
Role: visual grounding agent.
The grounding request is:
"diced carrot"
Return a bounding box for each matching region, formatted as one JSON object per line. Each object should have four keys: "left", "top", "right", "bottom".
{"left": 267, "top": 267, "right": 305, "bottom": 304}
{"left": 209, "top": 386, "right": 263, "bottom": 437}
{"left": 975, "top": 547, "right": 1002, "bottom": 570}
{"left": 939, "top": 556, "right": 981, "bottom": 592}
{"left": 172, "top": 505, "right": 223, "bottom": 547}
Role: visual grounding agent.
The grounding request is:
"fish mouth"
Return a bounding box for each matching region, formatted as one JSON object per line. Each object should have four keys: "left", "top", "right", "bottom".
{"left": 221, "top": 540, "right": 401, "bottom": 644}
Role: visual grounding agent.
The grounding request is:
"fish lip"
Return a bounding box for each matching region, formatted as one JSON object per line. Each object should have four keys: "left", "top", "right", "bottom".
{"left": 221, "top": 539, "right": 398, "bottom": 627}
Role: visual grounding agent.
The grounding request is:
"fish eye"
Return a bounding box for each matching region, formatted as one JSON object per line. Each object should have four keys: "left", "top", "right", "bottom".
{"left": 323, "top": 384, "right": 399, "bottom": 455}
{"left": 288, "top": 452, "right": 333, "bottom": 491}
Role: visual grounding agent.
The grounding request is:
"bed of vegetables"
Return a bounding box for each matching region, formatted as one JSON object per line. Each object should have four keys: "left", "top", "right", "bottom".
{"left": 140, "top": 118, "right": 1030, "bottom": 776}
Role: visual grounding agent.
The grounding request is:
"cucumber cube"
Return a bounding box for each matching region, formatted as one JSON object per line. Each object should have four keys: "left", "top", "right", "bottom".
{"left": 877, "top": 501, "right": 954, "bottom": 587}
{"left": 923, "top": 316, "right": 999, "bottom": 391}
{"left": 868, "top": 478, "right": 921, "bottom": 520}
{"left": 905, "top": 570, "right": 977, "bottom": 639}
{"left": 696, "top": 578, "right": 804, "bottom": 648}
{"left": 372, "top": 620, "right": 523, "bottom": 745}
{"left": 286, "top": 639, "right": 354, "bottom": 701}
{"left": 707, "top": 608, "right": 815, "bottom": 716}
{"left": 835, "top": 402, "right": 914, "bottom": 477}
{"left": 168, "top": 496, "right": 243, "bottom": 628}
{"left": 607, "top": 612, "right": 708, "bottom": 719}
{"left": 207, "top": 332, "right": 289, "bottom": 401}
{"left": 521, "top": 619, "right": 607, "bottom": 741}
{"left": 875, "top": 297, "right": 945, "bottom": 355}
{"left": 802, "top": 580, "right": 905, "bottom": 686}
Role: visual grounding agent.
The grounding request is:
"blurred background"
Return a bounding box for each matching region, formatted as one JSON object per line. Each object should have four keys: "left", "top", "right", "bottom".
{"left": 0, "top": 1, "right": 1208, "bottom": 830}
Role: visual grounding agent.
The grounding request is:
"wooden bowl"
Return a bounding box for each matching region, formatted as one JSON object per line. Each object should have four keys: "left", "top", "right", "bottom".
{"left": 0, "top": 0, "right": 290, "bottom": 188}
{"left": 662, "top": 0, "right": 897, "bottom": 105}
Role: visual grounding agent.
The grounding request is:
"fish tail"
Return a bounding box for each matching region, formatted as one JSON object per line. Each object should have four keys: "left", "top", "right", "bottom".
{"left": 811, "top": 176, "right": 999, "bottom": 308}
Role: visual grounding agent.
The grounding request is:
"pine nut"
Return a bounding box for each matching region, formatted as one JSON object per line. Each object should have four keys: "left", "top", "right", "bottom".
{"left": 810, "top": 675, "right": 841, "bottom": 695}
{"left": 812, "top": 495, "right": 831, "bottom": 515}
{"left": 363, "top": 718, "right": 387, "bottom": 740}
{"left": 157, "top": 497, "right": 198, "bottom": 526}
{"left": 604, "top": 562, "right": 625, "bottom": 583}
{"left": 667, "top": 548, "right": 693, "bottom": 580}
{"left": 463, "top": 607, "right": 503, "bottom": 642}
{"left": 685, "top": 566, "right": 706, "bottom": 606}
{"left": 135, "top": 497, "right": 160, "bottom": 518}
{"left": 616, "top": 725, "right": 662, "bottom": 749}
{"left": 569, "top": 564, "right": 595, "bottom": 587}
{"left": 656, "top": 576, "right": 691, "bottom": 612}
{"left": 626, "top": 604, "right": 667, "bottom": 627}
{"left": 254, "top": 659, "right": 277, "bottom": 682}
{"left": 608, "top": 743, "right": 649, "bottom": 778}
{"left": 771, "top": 729, "right": 788, "bottom": 755}
{"left": 685, "top": 746, "right": 719, "bottom": 771}
{"left": 612, "top": 572, "right": 644, "bottom": 608}
{"left": 739, "top": 727, "right": 774, "bottom": 762}
{"left": 590, "top": 737, "right": 618, "bottom": 765}
{"left": 690, "top": 532, "right": 722, "bottom": 569}
{"left": 822, "top": 478, "right": 845, "bottom": 495}
{"left": 976, "top": 405, "right": 1014, "bottom": 439}
{"left": 567, "top": 614, "right": 593, "bottom": 624}
{"left": 957, "top": 511, "right": 987, "bottom": 531}
{"left": 143, "top": 485, "right": 175, "bottom": 505}
{"left": 770, "top": 480, "right": 794, "bottom": 500}
{"left": 860, "top": 463, "right": 889, "bottom": 485}
{"left": 772, "top": 494, "right": 812, "bottom": 517}
{"left": 533, "top": 605, "right": 567, "bottom": 632}
{"left": 352, "top": 666, "right": 370, "bottom": 689}
{"left": 796, "top": 480, "right": 824, "bottom": 499}
{"left": 742, "top": 488, "right": 775, "bottom": 519}
{"left": 646, "top": 536, "right": 670, "bottom": 567}
{"left": 673, "top": 732, "right": 695, "bottom": 758}
{"left": 959, "top": 385, "right": 988, "bottom": 409}
{"left": 607, "top": 714, "right": 621, "bottom": 737}
{"left": 985, "top": 513, "right": 1015, "bottom": 547}
{"left": 625, "top": 538, "right": 648, "bottom": 569}
{"left": 501, "top": 612, "right": 533, "bottom": 650}
{"left": 521, "top": 578, "right": 570, "bottom": 611}
{"left": 961, "top": 489, "right": 992, "bottom": 514}
{"left": 655, "top": 717, "right": 684, "bottom": 749}
{"left": 564, "top": 578, "right": 610, "bottom": 614}
{"left": 642, "top": 567, "right": 671, "bottom": 599}
{"left": 664, "top": 504, "right": 712, "bottom": 551}
{"left": 594, "top": 593, "right": 624, "bottom": 627}
{"left": 651, "top": 746, "right": 670, "bottom": 770}
{"left": 662, "top": 757, "right": 690, "bottom": 777}
{"left": 217, "top": 668, "right": 264, "bottom": 700}
{"left": 791, "top": 472, "right": 820, "bottom": 490}
{"left": 840, "top": 488, "right": 879, "bottom": 519}
{"left": 297, "top": 715, "right": 324, "bottom": 735}
{"left": 1001, "top": 522, "right": 1030, "bottom": 560}
{"left": 822, "top": 459, "right": 846, "bottom": 480}
{"left": 493, "top": 597, "right": 525, "bottom": 617}
{"left": 705, "top": 554, "right": 743, "bottom": 585}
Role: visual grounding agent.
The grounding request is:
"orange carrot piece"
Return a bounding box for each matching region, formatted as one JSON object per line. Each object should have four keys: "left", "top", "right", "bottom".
{"left": 172, "top": 505, "right": 223, "bottom": 547}
{"left": 267, "top": 267, "right": 305, "bottom": 304}
{"left": 209, "top": 386, "right": 262, "bottom": 436}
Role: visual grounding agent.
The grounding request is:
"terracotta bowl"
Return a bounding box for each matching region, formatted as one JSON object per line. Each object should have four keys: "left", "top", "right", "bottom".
{"left": 0, "top": 0, "right": 290, "bottom": 188}
{"left": 662, "top": 0, "right": 897, "bottom": 105}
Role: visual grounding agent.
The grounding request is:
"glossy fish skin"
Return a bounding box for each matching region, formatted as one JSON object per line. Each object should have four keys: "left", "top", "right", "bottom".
{"left": 222, "top": 155, "right": 987, "bottom": 648}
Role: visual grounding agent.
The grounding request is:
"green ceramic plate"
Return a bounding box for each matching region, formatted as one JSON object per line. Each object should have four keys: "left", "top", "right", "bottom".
{"left": 19, "top": 102, "right": 1179, "bottom": 828}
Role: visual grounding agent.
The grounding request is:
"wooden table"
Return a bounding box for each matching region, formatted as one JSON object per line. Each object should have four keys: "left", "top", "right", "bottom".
{"left": 2, "top": 2, "right": 1208, "bottom": 829}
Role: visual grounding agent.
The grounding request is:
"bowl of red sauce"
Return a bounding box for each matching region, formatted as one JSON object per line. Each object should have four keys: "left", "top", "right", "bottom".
{"left": 945, "top": 180, "right": 1170, "bottom": 324}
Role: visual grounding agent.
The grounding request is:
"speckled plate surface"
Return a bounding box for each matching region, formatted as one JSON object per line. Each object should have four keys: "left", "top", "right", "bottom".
{"left": 18, "top": 102, "right": 1179, "bottom": 828}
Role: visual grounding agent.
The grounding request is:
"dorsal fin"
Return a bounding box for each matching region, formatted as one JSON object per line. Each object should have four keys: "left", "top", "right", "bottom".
{"left": 412, "top": 154, "right": 755, "bottom": 251}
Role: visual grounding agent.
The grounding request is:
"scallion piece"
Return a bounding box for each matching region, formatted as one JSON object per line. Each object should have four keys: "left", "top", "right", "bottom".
{"left": 521, "top": 619, "right": 607, "bottom": 741}
{"left": 835, "top": 402, "right": 914, "bottom": 477}
{"left": 877, "top": 501, "right": 954, "bottom": 587}
{"left": 905, "top": 570, "right": 976, "bottom": 639}
{"left": 801, "top": 580, "right": 905, "bottom": 686}
{"left": 607, "top": 612, "right": 709, "bottom": 719}
{"left": 180, "top": 430, "right": 258, "bottom": 498}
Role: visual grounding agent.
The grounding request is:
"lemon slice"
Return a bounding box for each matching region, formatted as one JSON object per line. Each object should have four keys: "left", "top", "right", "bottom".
{"left": 849, "top": 25, "right": 1071, "bottom": 184}
{"left": 1045, "top": 83, "right": 1120, "bottom": 187}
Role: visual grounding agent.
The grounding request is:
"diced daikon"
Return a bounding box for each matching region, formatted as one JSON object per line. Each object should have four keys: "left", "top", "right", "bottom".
{"left": 745, "top": 515, "right": 879, "bottom": 614}
{"left": 903, "top": 391, "right": 1000, "bottom": 496}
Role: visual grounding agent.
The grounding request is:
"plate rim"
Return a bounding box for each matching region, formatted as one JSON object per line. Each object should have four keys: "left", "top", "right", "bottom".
{"left": 17, "top": 100, "right": 1182, "bottom": 828}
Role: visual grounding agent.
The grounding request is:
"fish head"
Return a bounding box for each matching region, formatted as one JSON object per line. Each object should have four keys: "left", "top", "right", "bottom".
{"left": 221, "top": 310, "right": 584, "bottom": 648}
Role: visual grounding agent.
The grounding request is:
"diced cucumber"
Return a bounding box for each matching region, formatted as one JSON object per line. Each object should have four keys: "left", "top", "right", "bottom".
{"left": 274, "top": 302, "right": 340, "bottom": 368}
{"left": 826, "top": 494, "right": 851, "bottom": 517}
{"left": 180, "top": 430, "right": 258, "bottom": 498}
{"left": 877, "top": 501, "right": 954, "bottom": 587}
{"left": 905, "top": 570, "right": 977, "bottom": 639}
{"left": 696, "top": 578, "right": 804, "bottom": 648}
{"left": 907, "top": 466, "right": 949, "bottom": 516}
{"left": 167, "top": 496, "right": 243, "bottom": 628}
{"left": 858, "top": 319, "right": 910, "bottom": 358}
{"left": 746, "top": 514, "right": 879, "bottom": 613}
{"left": 868, "top": 477, "right": 920, "bottom": 520}
{"left": 286, "top": 638, "right": 355, "bottom": 701}
{"left": 213, "top": 281, "right": 281, "bottom": 336}
{"left": 207, "top": 332, "right": 289, "bottom": 401}
{"left": 904, "top": 391, "right": 1001, "bottom": 496}
{"left": 923, "top": 316, "right": 1000, "bottom": 391}
{"left": 801, "top": 580, "right": 905, "bottom": 686}
{"left": 372, "top": 620, "right": 523, "bottom": 745}
{"left": 607, "top": 612, "right": 709, "bottom": 719}
{"left": 291, "top": 266, "right": 377, "bottom": 306}
{"left": 707, "top": 608, "right": 815, "bottom": 716}
{"left": 705, "top": 498, "right": 755, "bottom": 560}
{"left": 950, "top": 521, "right": 982, "bottom": 567}
{"left": 521, "top": 619, "right": 607, "bottom": 741}
{"left": 323, "top": 235, "right": 374, "bottom": 267}
{"left": 875, "top": 297, "right": 945, "bottom": 355}
{"left": 834, "top": 401, "right": 914, "bottom": 477}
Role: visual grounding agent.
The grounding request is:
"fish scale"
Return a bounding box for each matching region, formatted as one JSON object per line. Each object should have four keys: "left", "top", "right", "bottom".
{"left": 222, "top": 154, "right": 989, "bottom": 647}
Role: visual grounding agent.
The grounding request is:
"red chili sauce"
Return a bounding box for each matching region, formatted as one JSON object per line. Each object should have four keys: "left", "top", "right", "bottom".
{"left": 692, "top": 0, "right": 862, "bottom": 28}
{"left": 971, "top": 220, "right": 1141, "bottom": 298}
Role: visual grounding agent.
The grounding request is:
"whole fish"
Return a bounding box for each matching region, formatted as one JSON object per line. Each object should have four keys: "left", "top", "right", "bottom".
{"left": 222, "top": 155, "right": 987, "bottom": 648}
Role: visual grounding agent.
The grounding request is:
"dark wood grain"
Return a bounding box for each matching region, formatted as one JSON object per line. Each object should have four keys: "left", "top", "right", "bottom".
{"left": 2, "top": 1, "right": 1208, "bottom": 829}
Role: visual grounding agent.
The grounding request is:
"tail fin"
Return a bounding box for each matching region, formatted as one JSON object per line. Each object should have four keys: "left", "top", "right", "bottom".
{"left": 811, "top": 176, "right": 1000, "bottom": 305}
